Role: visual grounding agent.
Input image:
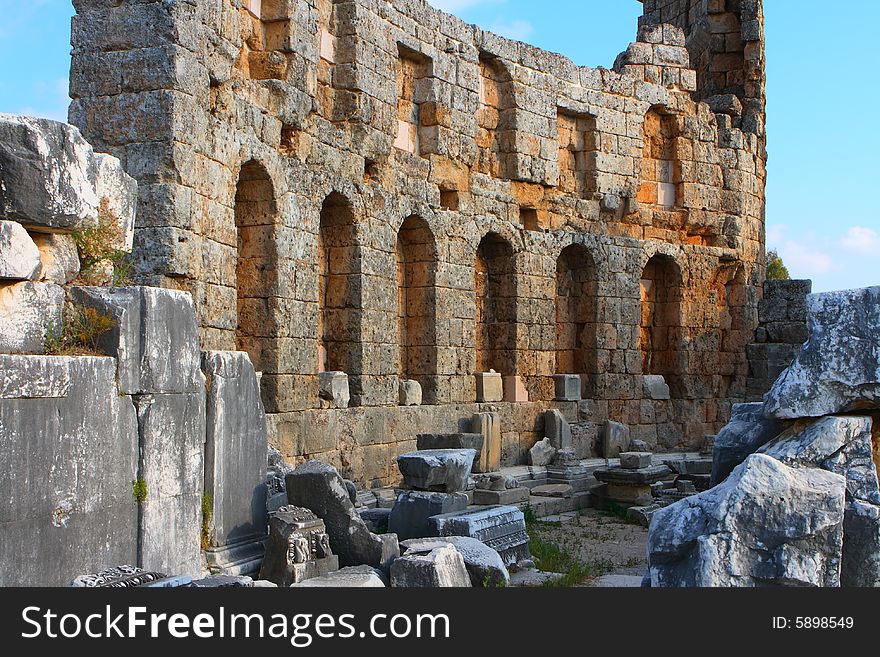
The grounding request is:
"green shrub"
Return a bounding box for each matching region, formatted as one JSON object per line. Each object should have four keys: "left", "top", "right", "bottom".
{"left": 73, "top": 198, "right": 133, "bottom": 287}
{"left": 132, "top": 479, "right": 148, "bottom": 504}
{"left": 43, "top": 306, "right": 116, "bottom": 356}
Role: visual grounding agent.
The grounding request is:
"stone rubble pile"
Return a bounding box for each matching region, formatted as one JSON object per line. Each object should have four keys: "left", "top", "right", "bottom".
{"left": 648, "top": 287, "right": 880, "bottom": 587}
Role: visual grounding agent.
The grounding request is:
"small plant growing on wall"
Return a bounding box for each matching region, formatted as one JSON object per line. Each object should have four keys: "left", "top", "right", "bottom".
{"left": 43, "top": 306, "right": 116, "bottom": 356}
{"left": 132, "top": 479, "right": 148, "bottom": 504}
{"left": 72, "top": 197, "right": 133, "bottom": 287}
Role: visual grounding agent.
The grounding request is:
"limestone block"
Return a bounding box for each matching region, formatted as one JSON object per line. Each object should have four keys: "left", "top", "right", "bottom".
{"left": 258, "top": 506, "right": 339, "bottom": 587}
{"left": 472, "top": 486, "right": 529, "bottom": 506}
{"left": 32, "top": 233, "right": 80, "bottom": 284}
{"left": 401, "top": 536, "right": 509, "bottom": 587}
{"left": 390, "top": 545, "right": 471, "bottom": 588}
{"left": 475, "top": 371, "right": 503, "bottom": 402}
{"left": 396, "top": 449, "right": 477, "bottom": 493}
{"left": 711, "top": 402, "right": 789, "bottom": 485}
{"left": 601, "top": 419, "right": 631, "bottom": 458}
{"left": 472, "top": 412, "right": 502, "bottom": 473}
{"left": 417, "top": 433, "right": 484, "bottom": 470}
{"left": 399, "top": 378, "right": 422, "bottom": 406}
{"left": 842, "top": 498, "right": 880, "bottom": 587}
{"left": 292, "top": 566, "right": 387, "bottom": 588}
{"left": 529, "top": 437, "right": 556, "bottom": 467}
{"left": 531, "top": 484, "right": 573, "bottom": 498}
{"left": 319, "top": 371, "right": 350, "bottom": 409}
{"left": 202, "top": 352, "right": 268, "bottom": 559}
{"left": 388, "top": 490, "right": 468, "bottom": 541}
{"left": 764, "top": 287, "right": 880, "bottom": 418}
{"left": 0, "top": 356, "right": 138, "bottom": 586}
{"left": 428, "top": 505, "right": 530, "bottom": 566}
{"left": 0, "top": 221, "right": 40, "bottom": 280}
{"left": 503, "top": 375, "right": 529, "bottom": 403}
{"left": 0, "top": 281, "right": 64, "bottom": 354}
{"left": 134, "top": 389, "right": 206, "bottom": 576}
{"left": 0, "top": 114, "right": 99, "bottom": 231}
{"left": 71, "top": 286, "right": 202, "bottom": 394}
{"left": 286, "top": 461, "right": 399, "bottom": 570}
{"left": 620, "top": 452, "right": 653, "bottom": 470}
{"left": 643, "top": 374, "right": 671, "bottom": 400}
{"left": 544, "top": 408, "right": 572, "bottom": 450}
{"left": 647, "top": 454, "right": 846, "bottom": 587}
{"left": 554, "top": 374, "right": 581, "bottom": 401}
{"left": 95, "top": 153, "right": 137, "bottom": 252}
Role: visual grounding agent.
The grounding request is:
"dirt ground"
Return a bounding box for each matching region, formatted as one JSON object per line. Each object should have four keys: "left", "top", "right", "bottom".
{"left": 537, "top": 509, "right": 649, "bottom": 583}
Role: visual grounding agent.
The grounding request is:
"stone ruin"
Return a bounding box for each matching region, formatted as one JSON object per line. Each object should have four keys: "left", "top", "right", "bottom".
{"left": 8, "top": 0, "right": 871, "bottom": 589}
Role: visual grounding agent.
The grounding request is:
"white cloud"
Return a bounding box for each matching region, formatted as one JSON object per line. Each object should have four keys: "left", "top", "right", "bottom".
{"left": 778, "top": 239, "right": 833, "bottom": 275}
{"left": 487, "top": 19, "right": 534, "bottom": 41}
{"left": 840, "top": 226, "right": 880, "bottom": 255}
{"left": 15, "top": 77, "right": 70, "bottom": 122}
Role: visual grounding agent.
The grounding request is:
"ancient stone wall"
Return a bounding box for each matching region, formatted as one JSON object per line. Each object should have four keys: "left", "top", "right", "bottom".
{"left": 68, "top": 0, "right": 768, "bottom": 481}
{"left": 745, "top": 279, "right": 811, "bottom": 401}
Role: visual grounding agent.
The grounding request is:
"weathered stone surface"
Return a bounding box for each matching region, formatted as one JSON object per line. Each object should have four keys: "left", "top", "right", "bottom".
{"left": 190, "top": 575, "right": 255, "bottom": 588}
{"left": 388, "top": 490, "right": 468, "bottom": 541}
{"left": 841, "top": 498, "right": 880, "bottom": 587}
{"left": 390, "top": 545, "right": 471, "bottom": 588}
{"left": 292, "top": 565, "right": 387, "bottom": 588}
{"left": 475, "top": 371, "right": 503, "bottom": 402}
{"left": 417, "top": 433, "right": 484, "bottom": 470}
{"left": 0, "top": 356, "right": 139, "bottom": 586}
{"left": 71, "top": 286, "right": 202, "bottom": 394}
{"left": 711, "top": 402, "right": 789, "bottom": 485}
{"left": 358, "top": 507, "right": 391, "bottom": 533}
{"left": 319, "top": 371, "right": 350, "bottom": 409}
{"left": 0, "top": 114, "right": 99, "bottom": 231}
{"left": 429, "top": 505, "right": 530, "bottom": 566}
{"left": 764, "top": 287, "right": 880, "bottom": 419}
{"left": 286, "top": 460, "right": 399, "bottom": 569}
{"left": 647, "top": 454, "right": 846, "bottom": 587}
{"left": 643, "top": 375, "right": 670, "bottom": 400}
{"left": 529, "top": 437, "right": 556, "bottom": 466}
{"left": 0, "top": 281, "right": 64, "bottom": 354}
{"left": 397, "top": 449, "right": 477, "bottom": 493}
{"left": 544, "top": 409, "right": 572, "bottom": 450}
{"left": 601, "top": 420, "right": 631, "bottom": 458}
{"left": 473, "top": 486, "right": 530, "bottom": 506}
{"left": 503, "top": 375, "right": 529, "bottom": 402}
{"left": 0, "top": 221, "right": 40, "bottom": 280}
{"left": 134, "top": 389, "right": 206, "bottom": 576}
{"left": 259, "top": 506, "right": 338, "bottom": 587}
{"left": 32, "top": 233, "right": 80, "bottom": 284}
{"left": 399, "top": 379, "right": 422, "bottom": 406}
{"left": 531, "top": 484, "right": 573, "bottom": 498}
{"left": 620, "top": 452, "right": 652, "bottom": 469}
{"left": 594, "top": 464, "right": 671, "bottom": 485}
{"left": 471, "top": 412, "right": 501, "bottom": 473}
{"left": 94, "top": 152, "right": 136, "bottom": 251}
{"left": 401, "top": 536, "right": 508, "bottom": 587}
{"left": 554, "top": 374, "right": 581, "bottom": 401}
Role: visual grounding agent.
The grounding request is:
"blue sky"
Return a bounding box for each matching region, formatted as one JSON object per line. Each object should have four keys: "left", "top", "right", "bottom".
{"left": 0, "top": 0, "right": 877, "bottom": 293}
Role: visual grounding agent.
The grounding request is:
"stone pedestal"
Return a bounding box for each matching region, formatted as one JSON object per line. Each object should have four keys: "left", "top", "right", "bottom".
{"left": 475, "top": 371, "right": 503, "bottom": 402}
{"left": 554, "top": 374, "right": 581, "bottom": 401}
{"left": 259, "top": 506, "right": 339, "bottom": 587}
{"left": 593, "top": 463, "right": 672, "bottom": 509}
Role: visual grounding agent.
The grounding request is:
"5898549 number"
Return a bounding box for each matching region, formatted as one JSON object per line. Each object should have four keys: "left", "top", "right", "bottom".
{"left": 795, "top": 617, "right": 854, "bottom": 629}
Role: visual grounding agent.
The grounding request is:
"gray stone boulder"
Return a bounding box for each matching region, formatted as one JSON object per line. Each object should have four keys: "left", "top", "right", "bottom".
{"left": 647, "top": 454, "right": 846, "bottom": 587}
{"left": 711, "top": 402, "right": 789, "bottom": 485}
{"left": 764, "top": 286, "right": 880, "bottom": 419}
{"left": 529, "top": 437, "right": 556, "bottom": 466}
{"left": 292, "top": 566, "right": 387, "bottom": 588}
{"left": 0, "top": 221, "right": 40, "bottom": 280}
{"left": 0, "top": 281, "right": 64, "bottom": 353}
{"left": 0, "top": 114, "right": 100, "bottom": 231}
{"left": 285, "top": 461, "right": 399, "bottom": 570}
{"left": 401, "top": 536, "right": 509, "bottom": 587}
{"left": 396, "top": 449, "right": 476, "bottom": 493}
{"left": 390, "top": 545, "right": 472, "bottom": 588}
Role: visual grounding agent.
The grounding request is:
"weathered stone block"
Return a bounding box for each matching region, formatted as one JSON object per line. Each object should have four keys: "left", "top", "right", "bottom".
{"left": 401, "top": 536, "right": 509, "bottom": 587}
{"left": 0, "top": 221, "right": 40, "bottom": 280}
{"left": 643, "top": 374, "right": 671, "bottom": 400}
{"left": 503, "top": 375, "right": 529, "bottom": 403}
{"left": 0, "top": 356, "right": 138, "bottom": 586}
{"left": 475, "top": 371, "right": 503, "bottom": 402}
{"left": 554, "top": 374, "right": 581, "bottom": 401}
{"left": 0, "top": 281, "right": 64, "bottom": 354}
{"left": 32, "top": 233, "right": 80, "bottom": 284}
{"left": 428, "top": 505, "right": 530, "bottom": 566}
{"left": 94, "top": 152, "right": 137, "bottom": 252}
{"left": 396, "top": 449, "right": 476, "bottom": 493}
{"left": 528, "top": 437, "right": 556, "bottom": 467}
{"left": 544, "top": 408, "right": 572, "bottom": 450}
{"left": 292, "top": 565, "right": 387, "bottom": 588}
{"left": 472, "top": 486, "right": 530, "bottom": 506}
{"left": 711, "top": 402, "right": 789, "bottom": 485}
{"left": 399, "top": 378, "right": 422, "bottom": 406}
{"left": 416, "top": 433, "right": 484, "bottom": 470}
{"left": 471, "top": 412, "right": 501, "bottom": 473}
{"left": 319, "top": 371, "right": 350, "bottom": 409}
{"left": 71, "top": 286, "right": 202, "bottom": 394}
{"left": 390, "top": 545, "right": 471, "bottom": 588}
{"left": 259, "top": 506, "right": 339, "bottom": 587}
{"left": 388, "top": 490, "right": 468, "bottom": 541}
{"left": 601, "top": 419, "right": 630, "bottom": 458}
{"left": 203, "top": 351, "right": 268, "bottom": 569}
{"left": 620, "top": 452, "right": 652, "bottom": 469}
